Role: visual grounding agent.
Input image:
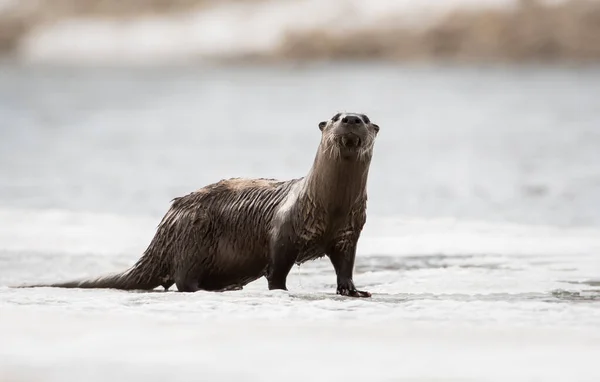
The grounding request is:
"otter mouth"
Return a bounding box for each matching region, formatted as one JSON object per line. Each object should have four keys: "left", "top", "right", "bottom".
{"left": 339, "top": 134, "right": 362, "bottom": 149}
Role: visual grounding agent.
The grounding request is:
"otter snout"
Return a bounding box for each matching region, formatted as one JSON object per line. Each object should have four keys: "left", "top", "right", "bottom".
{"left": 336, "top": 114, "right": 367, "bottom": 148}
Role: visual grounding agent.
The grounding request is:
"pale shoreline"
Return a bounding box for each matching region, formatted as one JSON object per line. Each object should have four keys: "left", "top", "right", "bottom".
{"left": 1, "top": 0, "right": 599, "bottom": 65}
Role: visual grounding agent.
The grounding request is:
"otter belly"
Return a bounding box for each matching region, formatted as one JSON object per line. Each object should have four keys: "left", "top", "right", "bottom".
{"left": 197, "top": 235, "right": 269, "bottom": 291}
{"left": 167, "top": 177, "right": 292, "bottom": 292}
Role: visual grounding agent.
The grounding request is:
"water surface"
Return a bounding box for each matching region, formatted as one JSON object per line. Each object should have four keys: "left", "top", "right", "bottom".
{"left": 1, "top": 63, "right": 599, "bottom": 382}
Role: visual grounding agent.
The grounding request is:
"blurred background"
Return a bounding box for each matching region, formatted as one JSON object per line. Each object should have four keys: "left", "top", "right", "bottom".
{"left": 1, "top": 1, "right": 600, "bottom": 381}
{"left": 0, "top": 0, "right": 599, "bottom": 226}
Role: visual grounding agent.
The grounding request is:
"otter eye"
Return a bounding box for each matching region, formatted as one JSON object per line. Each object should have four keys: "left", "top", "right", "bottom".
{"left": 361, "top": 115, "right": 370, "bottom": 124}
{"left": 331, "top": 113, "right": 341, "bottom": 122}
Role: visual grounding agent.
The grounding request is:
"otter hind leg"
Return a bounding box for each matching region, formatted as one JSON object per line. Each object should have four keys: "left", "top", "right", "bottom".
{"left": 175, "top": 277, "right": 200, "bottom": 292}
{"left": 173, "top": 251, "right": 205, "bottom": 293}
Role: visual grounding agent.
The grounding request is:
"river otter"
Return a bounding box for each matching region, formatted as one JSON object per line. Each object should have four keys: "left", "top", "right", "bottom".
{"left": 17, "top": 112, "right": 380, "bottom": 297}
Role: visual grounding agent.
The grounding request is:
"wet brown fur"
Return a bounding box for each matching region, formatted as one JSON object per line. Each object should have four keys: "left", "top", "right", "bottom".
{"left": 16, "top": 112, "right": 379, "bottom": 296}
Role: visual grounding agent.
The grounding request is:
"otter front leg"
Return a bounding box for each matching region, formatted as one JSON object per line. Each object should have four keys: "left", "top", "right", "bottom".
{"left": 266, "top": 234, "right": 298, "bottom": 291}
{"left": 328, "top": 246, "right": 371, "bottom": 298}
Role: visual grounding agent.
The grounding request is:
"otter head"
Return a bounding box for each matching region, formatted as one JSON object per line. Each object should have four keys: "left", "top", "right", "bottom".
{"left": 318, "top": 112, "right": 379, "bottom": 161}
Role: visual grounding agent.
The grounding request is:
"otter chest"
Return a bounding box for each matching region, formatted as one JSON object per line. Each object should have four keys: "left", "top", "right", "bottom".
{"left": 293, "top": 238, "right": 330, "bottom": 264}
{"left": 293, "top": 214, "right": 351, "bottom": 264}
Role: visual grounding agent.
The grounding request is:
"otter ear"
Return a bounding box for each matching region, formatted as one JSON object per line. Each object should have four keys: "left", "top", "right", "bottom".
{"left": 372, "top": 123, "right": 380, "bottom": 133}
{"left": 318, "top": 121, "right": 327, "bottom": 131}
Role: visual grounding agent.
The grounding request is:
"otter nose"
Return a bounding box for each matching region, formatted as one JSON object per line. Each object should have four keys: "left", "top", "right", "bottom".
{"left": 341, "top": 115, "right": 362, "bottom": 125}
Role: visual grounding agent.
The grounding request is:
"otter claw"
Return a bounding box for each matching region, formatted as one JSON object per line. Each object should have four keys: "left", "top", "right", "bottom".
{"left": 337, "top": 288, "right": 372, "bottom": 298}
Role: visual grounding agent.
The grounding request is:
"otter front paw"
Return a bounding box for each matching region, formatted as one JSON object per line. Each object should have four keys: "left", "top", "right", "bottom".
{"left": 337, "top": 287, "right": 371, "bottom": 298}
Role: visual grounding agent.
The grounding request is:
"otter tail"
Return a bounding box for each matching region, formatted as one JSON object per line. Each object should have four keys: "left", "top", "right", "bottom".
{"left": 15, "top": 269, "right": 162, "bottom": 290}
{"left": 13, "top": 249, "right": 170, "bottom": 291}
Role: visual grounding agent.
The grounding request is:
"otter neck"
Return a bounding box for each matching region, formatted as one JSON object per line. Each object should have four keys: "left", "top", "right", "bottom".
{"left": 302, "top": 147, "right": 371, "bottom": 215}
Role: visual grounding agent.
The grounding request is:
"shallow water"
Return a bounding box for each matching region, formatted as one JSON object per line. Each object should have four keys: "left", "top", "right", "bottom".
{"left": 1, "top": 63, "right": 600, "bottom": 382}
